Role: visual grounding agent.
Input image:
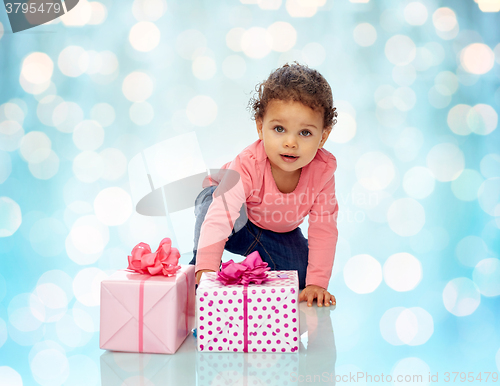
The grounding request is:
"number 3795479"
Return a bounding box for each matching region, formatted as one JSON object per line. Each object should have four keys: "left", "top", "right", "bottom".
{"left": 5, "top": 2, "right": 62, "bottom": 14}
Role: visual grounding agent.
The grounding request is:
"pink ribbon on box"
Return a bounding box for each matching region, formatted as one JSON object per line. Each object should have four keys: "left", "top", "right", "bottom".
{"left": 217, "top": 250, "right": 271, "bottom": 286}
{"left": 126, "top": 238, "right": 189, "bottom": 353}
{"left": 127, "top": 238, "right": 181, "bottom": 276}
{"left": 216, "top": 251, "right": 272, "bottom": 352}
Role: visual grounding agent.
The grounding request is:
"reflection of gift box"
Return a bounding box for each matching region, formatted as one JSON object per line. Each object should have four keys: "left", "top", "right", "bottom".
{"left": 100, "top": 335, "right": 196, "bottom": 386}
{"left": 196, "top": 270, "right": 300, "bottom": 353}
{"left": 100, "top": 265, "right": 195, "bottom": 354}
{"left": 197, "top": 352, "right": 299, "bottom": 386}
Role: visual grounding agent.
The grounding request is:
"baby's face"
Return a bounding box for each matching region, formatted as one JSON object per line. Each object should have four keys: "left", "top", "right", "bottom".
{"left": 256, "top": 99, "right": 331, "bottom": 178}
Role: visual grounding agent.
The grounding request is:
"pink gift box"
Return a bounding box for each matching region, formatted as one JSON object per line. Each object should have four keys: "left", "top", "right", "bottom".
{"left": 196, "top": 270, "right": 300, "bottom": 353}
{"left": 100, "top": 265, "right": 195, "bottom": 354}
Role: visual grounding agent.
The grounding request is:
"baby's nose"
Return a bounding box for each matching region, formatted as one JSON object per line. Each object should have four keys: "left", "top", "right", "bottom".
{"left": 284, "top": 136, "right": 297, "bottom": 147}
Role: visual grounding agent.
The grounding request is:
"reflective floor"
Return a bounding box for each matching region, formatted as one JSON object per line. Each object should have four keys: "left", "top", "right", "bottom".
{"left": 100, "top": 302, "right": 337, "bottom": 386}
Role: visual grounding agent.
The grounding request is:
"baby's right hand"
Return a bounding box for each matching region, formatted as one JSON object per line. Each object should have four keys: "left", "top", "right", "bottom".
{"left": 196, "top": 269, "right": 215, "bottom": 284}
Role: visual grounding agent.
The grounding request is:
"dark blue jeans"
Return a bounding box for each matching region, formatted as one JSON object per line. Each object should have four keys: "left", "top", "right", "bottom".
{"left": 189, "top": 185, "right": 309, "bottom": 289}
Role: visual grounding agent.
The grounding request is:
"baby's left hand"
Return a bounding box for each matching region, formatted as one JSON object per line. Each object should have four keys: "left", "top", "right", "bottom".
{"left": 299, "top": 285, "right": 336, "bottom": 307}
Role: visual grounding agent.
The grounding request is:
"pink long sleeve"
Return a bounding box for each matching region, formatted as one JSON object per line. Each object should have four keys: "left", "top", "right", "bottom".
{"left": 305, "top": 173, "right": 339, "bottom": 289}
{"left": 195, "top": 155, "right": 252, "bottom": 273}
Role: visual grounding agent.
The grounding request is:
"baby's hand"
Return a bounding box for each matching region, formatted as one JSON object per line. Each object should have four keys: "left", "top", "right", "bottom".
{"left": 299, "top": 285, "right": 336, "bottom": 307}
{"left": 196, "top": 269, "right": 215, "bottom": 284}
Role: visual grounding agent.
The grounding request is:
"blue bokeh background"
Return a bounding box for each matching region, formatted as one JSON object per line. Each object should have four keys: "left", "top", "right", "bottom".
{"left": 1, "top": 0, "right": 500, "bottom": 384}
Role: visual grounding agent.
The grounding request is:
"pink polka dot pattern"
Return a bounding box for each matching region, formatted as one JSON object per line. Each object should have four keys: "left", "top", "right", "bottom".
{"left": 196, "top": 271, "right": 300, "bottom": 353}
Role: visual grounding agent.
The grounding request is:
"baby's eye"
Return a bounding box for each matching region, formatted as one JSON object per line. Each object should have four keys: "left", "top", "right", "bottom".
{"left": 301, "top": 130, "right": 312, "bottom": 137}
{"left": 274, "top": 126, "right": 285, "bottom": 133}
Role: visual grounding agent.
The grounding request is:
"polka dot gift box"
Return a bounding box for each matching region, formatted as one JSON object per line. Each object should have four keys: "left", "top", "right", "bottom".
{"left": 196, "top": 254, "right": 300, "bottom": 353}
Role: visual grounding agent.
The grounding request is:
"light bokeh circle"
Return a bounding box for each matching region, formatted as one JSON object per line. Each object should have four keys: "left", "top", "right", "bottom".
{"left": 30, "top": 348, "right": 69, "bottom": 386}
{"left": 460, "top": 43, "right": 495, "bottom": 75}
{"left": 473, "top": 258, "right": 500, "bottom": 297}
{"left": 0, "top": 120, "right": 24, "bottom": 151}
{"left": 426, "top": 143, "right": 465, "bottom": 182}
{"left": 447, "top": 104, "right": 472, "bottom": 135}
{"left": 100, "top": 148, "right": 128, "bottom": 181}
{"left": 192, "top": 56, "right": 217, "bottom": 80}
{"left": 343, "top": 254, "right": 383, "bottom": 294}
{"left": 302, "top": 42, "right": 326, "bottom": 67}
{"left": 129, "top": 21, "right": 161, "bottom": 52}
{"left": 122, "top": 72, "right": 154, "bottom": 102}
{"left": 387, "top": 198, "right": 426, "bottom": 237}
{"left": 478, "top": 177, "right": 500, "bottom": 216}
{"left": 404, "top": 2, "right": 428, "bottom": 26}
{"left": 0, "top": 367, "right": 23, "bottom": 386}
{"left": 69, "top": 215, "right": 109, "bottom": 257}
{"left": 393, "top": 127, "right": 424, "bottom": 162}
{"left": 129, "top": 101, "right": 154, "bottom": 126}
{"left": 380, "top": 306, "right": 407, "bottom": 346}
{"left": 21, "top": 52, "right": 54, "bottom": 85}
{"left": 0, "top": 150, "right": 12, "bottom": 184}
{"left": 450, "top": 169, "right": 484, "bottom": 201}
{"left": 241, "top": 27, "right": 272, "bottom": 59}
{"left": 0, "top": 196, "right": 22, "bottom": 237}
{"left": 392, "top": 357, "right": 430, "bottom": 384}
{"left": 383, "top": 252, "right": 422, "bottom": 292}
{"left": 73, "top": 120, "right": 105, "bottom": 151}
{"left": 442, "top": 277, "right": 481, "bottom": 317}
{"left": 28, "top": 150, "right": 59, "bottom": 180}
{"left": 467, "top": 104, "right": 497, "bottom": 136}
{"left": 90, "top": 103, "right": 115, "bottom": 127}
{"left": 456, "top": 235, "right": 489, "bottom": 268}
{"left": 355, "top": 152, "right": 395, "bottom": 191}
{"left": 72, "top": 268, "right": 108, "bottom": 307}
{"left": 480, "top": 153, "right": 500, "bottom": 178}
{"left": 132, "top": 0, "right": 166, "bottom": 21}
{"left": 385, "top": 35, "right": 416, "bottom": 65}
{"left": 267, "top": 22, "right": 297, "bottom": 52}
{"left": 58, "top": 46, "right": 88, "bottom": 77}
{"left": 353, "top": 23, "right": 377, "bottom": 47}
{"left": 186, "top": 95, "right": 217, "bottom": 127}
{"left": 396, "top": 307, "right": 434, "bottom": 346}
{"left": 52, "top": 101, "right": 84, "bottom": 133}
{"left": 94, "top": 187, "right": 133, "bottom": 226}
{"left": 433, "top": 7, "right": 457, "bottom": 32}
{"left": 330, "top": 112, "right": 356, "bottom": 143}
{"left": 403, "top": 166, "right": 435, "bottom": 199}
{"left": 20, "top": 131, "right": 51, "bottom": 164}
{"left": 72, "top": 151, "right": 104, "bottom": 183}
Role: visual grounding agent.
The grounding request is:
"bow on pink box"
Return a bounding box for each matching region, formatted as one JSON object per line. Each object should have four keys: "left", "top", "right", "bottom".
{"left": 217, "top": 250, "right": 271, "bottom": 285}
{"left": 127, "top": 238, "right": 181, "bottom": 276}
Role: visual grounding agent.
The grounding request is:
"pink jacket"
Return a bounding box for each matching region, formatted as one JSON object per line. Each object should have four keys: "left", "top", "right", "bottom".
{"left": 195, "top": 139, "right": 339, "bottom": 289}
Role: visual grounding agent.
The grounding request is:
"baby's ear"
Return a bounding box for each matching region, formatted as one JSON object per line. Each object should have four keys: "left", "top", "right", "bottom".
{"left": 256, "top": 119, "right": 264, "bottom": 138}
{"left": 319, "top": 126, "right": 332, "bottom": 148}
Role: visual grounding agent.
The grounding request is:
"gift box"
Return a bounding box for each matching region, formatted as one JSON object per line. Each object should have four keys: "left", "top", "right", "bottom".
{"left": 100, "top": 265, "right": 195, "bottom": 354}
{"left": 100, "top": 334, "right": 196, "bottom": 386}
{"left": 196, "top": 269, "right": 300, "bottom": 353}
{"left": 197, "top": 351, "right": 299, "bottom": 386}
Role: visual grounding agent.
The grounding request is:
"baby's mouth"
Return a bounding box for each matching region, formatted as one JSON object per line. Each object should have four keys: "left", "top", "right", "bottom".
{"left": 280, "top": 154, "right": 299, "bottom": 162}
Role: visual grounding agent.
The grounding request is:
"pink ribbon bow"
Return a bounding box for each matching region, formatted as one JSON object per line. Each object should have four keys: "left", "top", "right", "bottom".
{"left": 127, "top": 238, "right": 181, "bottom": 276}
{"left": 217, "top": 251, "right": 271, "bottom": 285}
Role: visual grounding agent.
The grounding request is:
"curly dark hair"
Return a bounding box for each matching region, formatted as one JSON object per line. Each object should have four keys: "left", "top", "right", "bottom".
{"left": 248, "top": 62, "right": 338, "bottom": 130}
